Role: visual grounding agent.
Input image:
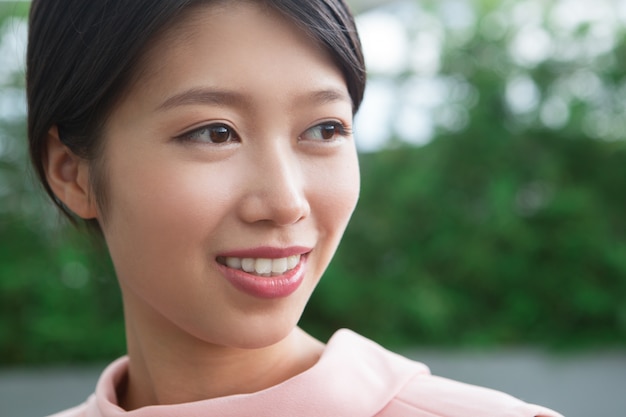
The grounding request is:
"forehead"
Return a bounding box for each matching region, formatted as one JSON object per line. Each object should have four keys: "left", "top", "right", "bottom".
{"left": 125, "top": 1, "right": 347, "bottom": 105}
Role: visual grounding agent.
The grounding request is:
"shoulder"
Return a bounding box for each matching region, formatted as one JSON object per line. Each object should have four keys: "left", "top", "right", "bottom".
{"left": 326, "top": 330, "right": 562, "bottom": 417}
{"left": 374, "top": 373, "right": 564, "bottom": 417}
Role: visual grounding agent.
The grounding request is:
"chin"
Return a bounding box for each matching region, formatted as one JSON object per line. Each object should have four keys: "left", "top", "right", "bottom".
{"left": 222, "top": 283, "right": 315, "bottom": 350}
{"left": 235, "top": 317, "right": 301, "bottom": 350}
{"left": 189, "top": 308, "right": 302, "bottom": 351}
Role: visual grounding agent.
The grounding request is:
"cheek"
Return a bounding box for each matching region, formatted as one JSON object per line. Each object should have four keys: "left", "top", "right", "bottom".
{"left": 303, "top": 148, "right": 359, "bottom": 286}
{"left": 100, "top": 156, "right": 233, "bottom": 274}
{"left": 310, "top": 148, "right": 360, "bottom": 237}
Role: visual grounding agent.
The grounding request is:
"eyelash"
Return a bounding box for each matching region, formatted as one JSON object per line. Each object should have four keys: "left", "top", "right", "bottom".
{"left": 299, "top": 121, "right": 352, "bottom": 142}
{"left": 175, "top": 123, "right": 240, "bottom": 144}
{"left": 174, "top": 120, "right": 351, "bottom": 144}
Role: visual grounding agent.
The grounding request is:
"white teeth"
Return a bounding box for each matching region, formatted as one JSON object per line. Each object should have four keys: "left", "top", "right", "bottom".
{"left": 223, "top": 255, "right": 301, "bottom": 276}
{"left": 226, "top": 257, "right": 242, "bottom": 269}
{"left": 241, "top": 258, "right": 256, "bottom": 273}
{"left": 287, "top": 255, "right": 299, "bottom": 269}
{"left": 255, "top": 258, "right": 272, "bottom": 275}
{"left": 271, "top": 257, "right": 287, "bottom": 274}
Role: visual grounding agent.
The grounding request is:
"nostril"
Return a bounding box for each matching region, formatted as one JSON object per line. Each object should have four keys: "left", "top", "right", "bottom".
{"left": 237, "top": 187, "right": 310, "bottom": 226}
{"left": 236, "top": 149, "right": 311, "bottom": 225}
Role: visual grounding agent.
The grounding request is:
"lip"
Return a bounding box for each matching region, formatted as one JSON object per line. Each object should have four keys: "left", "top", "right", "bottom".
{"left": 217, "top": 246, "right": 312, "bottom": 259}
{"left": 216, "top": 246, "right": 312, "bottom": 299}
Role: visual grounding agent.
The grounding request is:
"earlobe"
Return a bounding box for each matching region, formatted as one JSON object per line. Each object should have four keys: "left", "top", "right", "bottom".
{"left": 44, "top": 126, "right": 98, "bottom": 219}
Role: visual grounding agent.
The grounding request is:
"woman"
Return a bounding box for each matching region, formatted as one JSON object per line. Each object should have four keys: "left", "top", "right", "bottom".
{"left": 27, "top": 0, "right": 562, "bottom": 416}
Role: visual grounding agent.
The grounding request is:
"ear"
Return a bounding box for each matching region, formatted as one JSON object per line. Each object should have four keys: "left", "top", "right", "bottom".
{"left": 44, "top": 126, "right": 98, "bottom": 219}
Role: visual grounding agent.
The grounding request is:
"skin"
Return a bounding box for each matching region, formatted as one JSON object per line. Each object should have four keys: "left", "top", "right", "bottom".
{"left": 45, "top": 1, "right": 360, "bottom": 410}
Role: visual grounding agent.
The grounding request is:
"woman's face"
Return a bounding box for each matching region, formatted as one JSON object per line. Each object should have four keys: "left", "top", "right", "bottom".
{"left": 98, "top": 2, "right": 359, "bottom": 348}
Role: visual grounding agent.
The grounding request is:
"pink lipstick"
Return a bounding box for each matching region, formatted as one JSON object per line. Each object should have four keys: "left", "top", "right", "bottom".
{"left": 216, "top": 246, "right": 311, "bottom": 299}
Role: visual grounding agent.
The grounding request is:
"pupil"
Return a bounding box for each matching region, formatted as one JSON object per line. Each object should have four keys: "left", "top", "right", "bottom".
{"left": 321, "top": 125, "right": 335, "bottom": 140}
{"left": 210, "top": 126, "right": 230, "bottom": 143}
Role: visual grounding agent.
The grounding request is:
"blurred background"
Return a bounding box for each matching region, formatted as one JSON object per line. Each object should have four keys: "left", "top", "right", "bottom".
{"left": 1, "top": 0, "right": 625, "bottom": 415}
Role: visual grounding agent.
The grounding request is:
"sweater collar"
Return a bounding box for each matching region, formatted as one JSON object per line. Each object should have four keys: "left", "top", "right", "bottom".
{"left": 91, "top": 329, "right": 428, "bottom": 417}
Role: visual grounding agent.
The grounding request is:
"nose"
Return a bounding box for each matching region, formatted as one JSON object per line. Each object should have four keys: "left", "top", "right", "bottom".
{"left": 237, "top": 145, "right": 311, "bottom": 226}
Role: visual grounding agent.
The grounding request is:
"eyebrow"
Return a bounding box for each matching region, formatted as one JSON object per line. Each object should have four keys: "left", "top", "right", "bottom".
{"left": 304, "top": 88, "right": 352, "bottom": 106}
{"left": 156, "top": 87, "right": 352, "bottom": 111}
{"left": 156, "top": 88, "right": 249, "bottom": 111}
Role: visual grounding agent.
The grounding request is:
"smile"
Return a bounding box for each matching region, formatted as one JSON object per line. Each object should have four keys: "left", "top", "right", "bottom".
{"left": 217, "top": 255, "right": 301, "bottom": 277}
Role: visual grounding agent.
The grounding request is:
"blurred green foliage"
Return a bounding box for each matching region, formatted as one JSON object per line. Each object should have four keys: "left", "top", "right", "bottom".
{"left": 303, "top": 0, "right": 626, "bottom": 349}
{"left": 304, "top": 129, "right": 626, "bottom": 349}
{"left": 1, "top": 1, "right": 626, "bottom": 364}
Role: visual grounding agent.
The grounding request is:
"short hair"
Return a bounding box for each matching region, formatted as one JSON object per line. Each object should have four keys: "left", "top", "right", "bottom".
{"left": 26, "top": 0, "right": 366, "bottom": 231}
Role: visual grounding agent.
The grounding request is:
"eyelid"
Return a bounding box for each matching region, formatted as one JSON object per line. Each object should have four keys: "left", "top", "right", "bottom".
{"left": 300, "top": 120, "right": 353, "bottom": 141}
{"left": 174, "top": 122, "right": 240, "bottom": 144}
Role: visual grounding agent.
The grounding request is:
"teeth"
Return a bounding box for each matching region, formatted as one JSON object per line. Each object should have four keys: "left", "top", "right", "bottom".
{"left": 287, "top": 255, "right": 299, "bottom": 269}
{"left": 271, "top": 257, "right": 287, "bottom": 273}
{"left": 241, "top": 258, "right": 256, "bottom": 273}
{"left": 255, "top": 258, "right": 272, "bottom": 275}
{"left": 222, "top": 255, "right": 301, "bottom": 276}
{"left": 226, "top": 257, "right": 242, "bottom": 269}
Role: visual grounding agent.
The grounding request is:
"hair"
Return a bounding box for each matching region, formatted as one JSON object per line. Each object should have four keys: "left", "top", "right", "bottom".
{"left": 26, "top": 0, "right": 366, "bottom": 232}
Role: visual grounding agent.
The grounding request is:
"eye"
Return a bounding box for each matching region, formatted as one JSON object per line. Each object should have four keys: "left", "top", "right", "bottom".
{"left": 300, "top": 121, "right": 350, "bottom": 142}
{"left": 176, "top": 123, "right": 239, "bottom": 144}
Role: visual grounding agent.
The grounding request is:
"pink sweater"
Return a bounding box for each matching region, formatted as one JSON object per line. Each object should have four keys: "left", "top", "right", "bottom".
{"left": 49, "top": 330, "right": 563, "bottom": 417}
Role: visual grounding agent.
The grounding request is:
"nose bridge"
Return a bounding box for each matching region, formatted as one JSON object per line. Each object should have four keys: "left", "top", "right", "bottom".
{"left": 239, "top": 139, "right": 310, "bottom": 225}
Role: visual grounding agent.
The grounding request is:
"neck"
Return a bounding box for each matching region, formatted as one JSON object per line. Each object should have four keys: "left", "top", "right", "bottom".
{"left": 119, "top": 296, "right": 324, "bottom": 410}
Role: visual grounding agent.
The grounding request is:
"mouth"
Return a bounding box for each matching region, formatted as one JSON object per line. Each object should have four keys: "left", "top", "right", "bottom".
{"left": 216, "top": 255, "right": 302, "bottom": 277}
{"left": 215, "top": 248, "right": 311, "bottom": 298}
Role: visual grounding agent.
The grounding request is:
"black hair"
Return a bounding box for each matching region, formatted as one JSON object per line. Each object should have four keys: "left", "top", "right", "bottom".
{"left": 26, "top": 0, "right": 365, "bottom": 231}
